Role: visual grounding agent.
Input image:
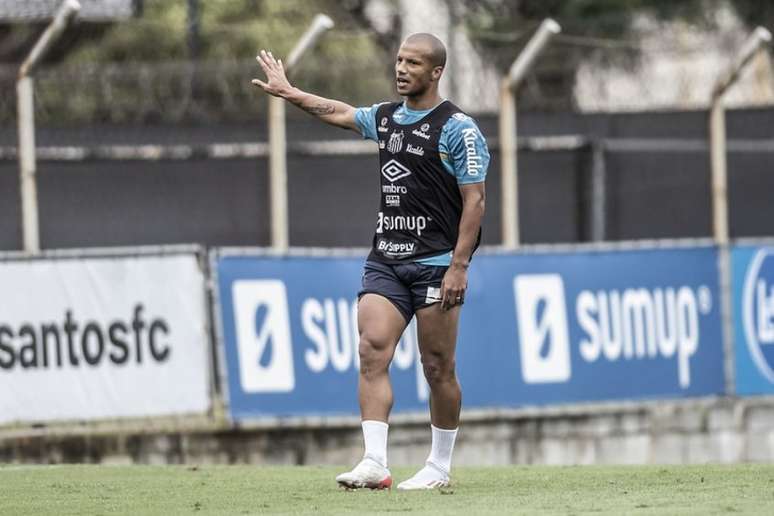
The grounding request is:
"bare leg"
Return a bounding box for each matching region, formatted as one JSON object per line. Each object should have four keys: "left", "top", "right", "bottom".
{"left": 395, "top": 303, "right": 461, "bottom": 489}
{"left": 335, "top": 294, "right": 407, "bottom": 489}
{"left": 415, "top": 304, "right": 462, "bottom": 429}
{"left": 358, "top": 294, "right": 409, "bottom": 422}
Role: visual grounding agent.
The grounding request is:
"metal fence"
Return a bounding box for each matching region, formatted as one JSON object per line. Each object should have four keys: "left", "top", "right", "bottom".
{"left": 0, "top": 30, "right": 394, "bottom": 126}
{"left": 4, "top": 27, "right": 772, "bottom": 124}
{"left": 2, "top": 108, "right": 773, "bottom": 251}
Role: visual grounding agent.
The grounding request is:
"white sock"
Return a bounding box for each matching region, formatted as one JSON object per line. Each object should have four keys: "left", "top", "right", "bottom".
{"left": 362, "top": 420, "right": 388, "bottom": 467}
{"left": 426, "top": 425, "right": 458, "bottom": 474}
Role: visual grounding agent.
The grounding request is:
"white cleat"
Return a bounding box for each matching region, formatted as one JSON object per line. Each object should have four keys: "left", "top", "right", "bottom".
{"left": 396, "top": 462, "right": 450, "bottom": 491}
{"left": 336, "top": 457, "right": 393, "bottom": 490}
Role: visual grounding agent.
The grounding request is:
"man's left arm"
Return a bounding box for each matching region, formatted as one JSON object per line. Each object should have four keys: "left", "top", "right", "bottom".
{"left": 442, "top": 182, "right": 485, "bottom": 310}
{"left": 440, "top": 115, "right": 489, "bottom": 310}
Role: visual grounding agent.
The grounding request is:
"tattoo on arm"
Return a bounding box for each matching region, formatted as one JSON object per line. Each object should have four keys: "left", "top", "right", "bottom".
{"left": 303, "top": 102, "right": 335, "bottom": 115}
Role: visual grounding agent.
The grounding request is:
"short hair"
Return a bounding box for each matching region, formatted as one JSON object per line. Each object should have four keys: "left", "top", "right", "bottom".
{"left": 404, "top": 33, "right": 446, "bottom": 68}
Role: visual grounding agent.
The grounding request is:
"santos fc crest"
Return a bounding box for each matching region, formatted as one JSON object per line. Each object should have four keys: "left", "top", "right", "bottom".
{"left": 387, "top": 130, "right": 404, "bottom": 154}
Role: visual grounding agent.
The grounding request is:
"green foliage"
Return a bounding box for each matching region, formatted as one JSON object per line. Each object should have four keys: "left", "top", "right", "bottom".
{"left": 200, "top": 0, "right": 311, "bottom": 61}
{"left": 66, "top": 0, "right": 188, "bottom": 62}
{"left": 461, "top": 0, "right": 769, "bottom": 109}
{"left": 0, "top": 0, "right": 393, "bottom": 124}
{"left": 465, "top": 0, "right": 715, "bottom": 40}
{"left": 731, "top": 0, "right": 774, "bottom": 32}
{"left": 5, "top": 0, "right": 771, "bottom": 122}
{"left": 63, "top": 0, "right": 378, "bottom": 65}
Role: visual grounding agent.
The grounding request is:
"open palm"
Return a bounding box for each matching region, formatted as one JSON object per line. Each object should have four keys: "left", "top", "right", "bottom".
{"left": 252, "top": 49, "right": 291, "bottom": 97}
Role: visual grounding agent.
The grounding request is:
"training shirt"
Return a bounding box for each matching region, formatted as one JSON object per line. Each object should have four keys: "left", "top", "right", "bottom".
{"left": 355, "top": 101, "right": 489, "bottom": 266}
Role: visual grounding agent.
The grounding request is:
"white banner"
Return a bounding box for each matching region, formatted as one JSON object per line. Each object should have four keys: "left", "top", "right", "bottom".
{"left": 0, "top": 254, "right": 211, "bottom": 424}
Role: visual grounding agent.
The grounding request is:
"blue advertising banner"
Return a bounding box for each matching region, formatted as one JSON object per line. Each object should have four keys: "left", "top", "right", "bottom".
{"left": 215, "top": 255, "right": 428, "bottom": 420}
{"left": 215, "top": 247, "right": 725, "bottom": 421}
{"left": 732, "top": 246, "right": 774, "bottom": 395}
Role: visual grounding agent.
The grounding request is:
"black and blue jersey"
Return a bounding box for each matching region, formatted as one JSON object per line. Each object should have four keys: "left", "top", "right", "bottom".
{"left": 354, "top": 100, "right": 489, "bottom": 265}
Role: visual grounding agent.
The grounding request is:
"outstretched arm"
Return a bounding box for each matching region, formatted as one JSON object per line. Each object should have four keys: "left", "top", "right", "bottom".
{"left": 252, "top": 49, "right": 358, "bottom": 132}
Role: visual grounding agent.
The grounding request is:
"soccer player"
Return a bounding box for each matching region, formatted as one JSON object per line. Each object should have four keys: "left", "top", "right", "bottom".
{"left": 252, "top": 33, "right": 488, "bottom": 490}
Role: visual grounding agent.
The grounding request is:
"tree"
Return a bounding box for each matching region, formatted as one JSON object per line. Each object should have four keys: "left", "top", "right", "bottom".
{"left": 0, "top": 0, "right": 394, "bottom": 123}
{"left": 457, "top": 0, "right": 771, "bottom": 109}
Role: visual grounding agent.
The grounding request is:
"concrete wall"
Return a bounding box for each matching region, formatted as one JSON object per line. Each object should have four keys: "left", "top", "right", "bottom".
{"left": 3, "top": 397, "right": 774, "bottom": 466}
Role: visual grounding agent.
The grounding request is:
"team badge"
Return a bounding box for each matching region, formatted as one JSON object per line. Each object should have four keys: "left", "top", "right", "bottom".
{"left": 387, "top": 130, "right": 404, "bottom": 154}
{"left": 421, "top": 123, "right": 430, "bottom": 132}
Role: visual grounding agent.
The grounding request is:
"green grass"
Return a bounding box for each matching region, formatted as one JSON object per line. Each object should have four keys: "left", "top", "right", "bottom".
{"left": 1, "top": 464, "right": 773, "bottom": 515}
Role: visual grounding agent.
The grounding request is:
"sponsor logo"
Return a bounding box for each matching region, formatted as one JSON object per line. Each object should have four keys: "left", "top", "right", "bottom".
{"left": 514, "top": 275, "right": 571, "bottom": 383}
{"left": 381, "top": 159, "right": 412, "bottom": 182}
{"left": 378, "top": 116, "right": 389, "bottom": 133}
{"left": 462, "top": 127, "right": 484, "bottom": 176}
{"left": 232, "top": 280, "right": 294, "bottom": 393}
{"left": 228, "top": 281, "right": 429, "bottom": 402}
{"left": 385, "top": 195, "right": 400, "bottom": 207}
{"left": 742, "top": 249, "right": 774, "bottom": 382}
{"left": 382, "top": 184, "right": 408, "bottom": 194}
{"left": 577, "top": 285, "right": 710, "bottom": 388}
{"left": 412, "top": 129, "right": 431, "bottom": 140}
{"left": 421, "top": 123, "right": 430, "bottom": 132}
{"left": 376, "top": 212, "right": 428, "bottom": 236}
{"left": 387, "top": 130, "right": 404, "bottom": 154}
{"left": 0, "top": 304, "right": 170, "bottom": 371}
{"left": 426, "top": 286, "right": 441, "bottom": 304}
{"left": 301, "top": 297, "right": 358, "bottom": 374}
{"left": 301, "top": 298, "right": 428, "bottom": 399}
{"left": 513, "top": 274, "right": 713, "bottom": 388}
{"left": 406, "top": 144, "right": 424, "bottom": 156}
{"left": 452, "top": 112, "right": 470, "bottom": 122}
{"left": 376, "top": 239, "right": 416, "bottom": 258}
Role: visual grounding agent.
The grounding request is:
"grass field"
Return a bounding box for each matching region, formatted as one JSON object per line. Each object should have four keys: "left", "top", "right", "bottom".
{"left": 1, "top": 464, "right": 773, "bottom": 515}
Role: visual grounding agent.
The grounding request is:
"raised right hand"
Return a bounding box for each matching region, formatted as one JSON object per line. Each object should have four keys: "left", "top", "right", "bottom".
{"left": 252, "top": 49, "right": 292, "bottom": 97}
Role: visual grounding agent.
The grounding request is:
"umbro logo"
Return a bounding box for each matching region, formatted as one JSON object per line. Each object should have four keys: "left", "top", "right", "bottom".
{"left": 381, "top": 159, "right": 412, "bottom": 182}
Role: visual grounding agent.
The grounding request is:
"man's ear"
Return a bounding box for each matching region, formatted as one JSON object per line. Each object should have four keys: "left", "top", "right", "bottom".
{"left": 431, "top": 66, "right": 444, "bottom": 81}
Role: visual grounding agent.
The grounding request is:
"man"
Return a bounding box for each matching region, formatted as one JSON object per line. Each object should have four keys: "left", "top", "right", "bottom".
{"left": 252, "top": 33, "right": 488, "bottom": 490}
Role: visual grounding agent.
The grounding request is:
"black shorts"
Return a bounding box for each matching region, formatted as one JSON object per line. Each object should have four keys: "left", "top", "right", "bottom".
{"left": 358, "top": 260, "right": 448, "bottom": 322}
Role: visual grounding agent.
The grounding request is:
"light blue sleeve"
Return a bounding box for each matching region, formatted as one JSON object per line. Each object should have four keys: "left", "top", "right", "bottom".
{"left": 354, "top": 103, "right": 383, "bottom": 142}
{"left": 441, "top": 114, "right": 489, "bottom": 184}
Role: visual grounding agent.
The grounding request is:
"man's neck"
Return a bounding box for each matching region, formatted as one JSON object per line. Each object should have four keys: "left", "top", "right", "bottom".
{"left": 404, "top": 92, "right": 442, "bottom": 111}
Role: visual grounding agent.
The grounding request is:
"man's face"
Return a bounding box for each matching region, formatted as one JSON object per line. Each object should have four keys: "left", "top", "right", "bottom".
{"left": 394, "top": 42, "right": 441, "bottom": 97}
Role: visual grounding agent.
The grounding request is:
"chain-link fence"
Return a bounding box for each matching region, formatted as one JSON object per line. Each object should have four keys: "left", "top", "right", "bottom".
{"left": 472, "top": 22, "right": 774, "bottom": 112}
{"left": 3, "top": 14, "right": 773, "bottom": 123}
{"left": 0, "top": 29, "right": 395, "bottom": 125}
{"left": 2, "top": 9, "right": 774, "bottom": 251}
